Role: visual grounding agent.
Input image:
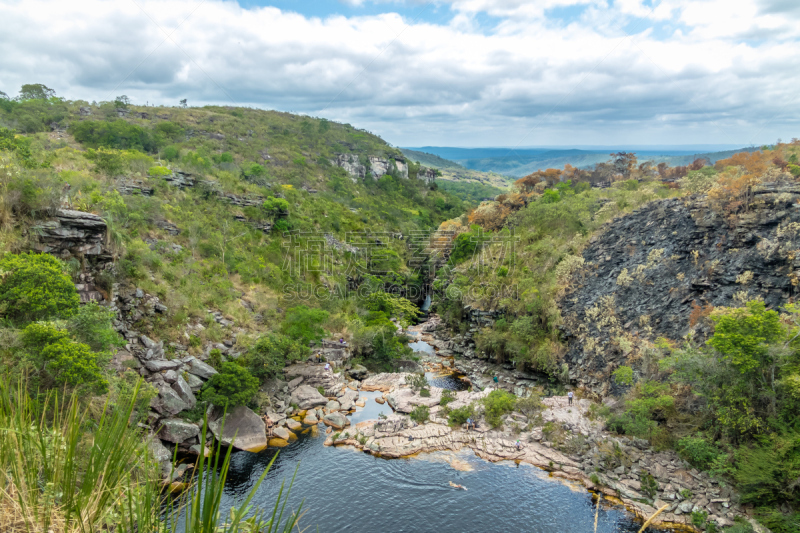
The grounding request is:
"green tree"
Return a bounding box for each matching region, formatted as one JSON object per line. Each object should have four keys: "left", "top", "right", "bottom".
{"left": 0, "top": 253, "right": 80, "bottom": 322}
{"left": 18, "top": 83, "right": 56, "bottom": 101}
{"left": 707, "top": 300, "right": 783, "bottom": 374}
{"left": 200, "top": 362, "right": 259, "bottom": 408}
{"left": 245, "top": 333, "right": 309, "bottom": 379}
{"left": 67, "top": 302, "right": 124, "bottom": 352}
{"left": 483, "top": 389, "right": 516, "bottom": 427}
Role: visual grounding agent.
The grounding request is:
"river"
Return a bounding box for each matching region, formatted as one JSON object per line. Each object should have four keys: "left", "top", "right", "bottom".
{"left": 209, "top": 341, "right": 656, "bottom": 532}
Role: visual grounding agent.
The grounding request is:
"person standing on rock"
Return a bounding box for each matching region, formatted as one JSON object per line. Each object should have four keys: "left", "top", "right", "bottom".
{"left": 567, "top": 391, "right": 574, "bottom": 406}
{"left": 324, "top": 362, "right": 331, "bottom": 373}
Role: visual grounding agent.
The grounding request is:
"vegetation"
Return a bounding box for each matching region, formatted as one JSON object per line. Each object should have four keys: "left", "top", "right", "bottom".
{"left": 482, "top": 389, "right": 516, "bottom": 428}
{"left": 409, "top": 405, "right": 430, "bottom": 424}
{"left": 0, "top": 252, "right": 80, "bottom": 322}
{"left": 447, "top": 403, "right": 475, "bottom": 427}
{"left": 200, "top": 362, "right": 260, "bottom": 409}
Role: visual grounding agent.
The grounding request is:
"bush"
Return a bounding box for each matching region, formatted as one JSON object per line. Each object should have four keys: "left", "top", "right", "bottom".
{"left": 419, "top": 388, "right": 431, "bottom": 397}
{"left": 406, "top": 373, "right": 427, "bottom": 390}
{"left": 281, "top": 305, "right": 329, "bottom": 346}
{"left": 0, "top": 253, "right": 80, "bottom": 322}
{"left": 409, "top": 405, "right": 429, "bottom": 424}
{"left": 21, "top": 322, "right": 108, "bottom": 393}
{"left": 447, "top": 404, "right": 475, "bottom": 427}
{"left": 677, "top": 435, "right": 720, "bottom": 470}
{"left": 70, "top": 120, "right": 158, "bottom": 152}
{"left": 440, "top": 389, "right": 456, "bottom": 407}
{"left": 516, "top": 389, "right": 544, "bottom": 417}
{"left": 613, "top": 365, "right": 634, "bottom": 386}
{"left": 483, "top": 389, "right": 516, "bottom": 428}
{"left": 245, "top": 333, "right": 309, "bottom": 380}
{"left": 200, "top": 362, "right": 259, "bottom": 408}
{"left": 67, "top": 302, "right": 123, "bottom": 352}
{"left": 148, "top": 165, "right": 171, "bottom": 177}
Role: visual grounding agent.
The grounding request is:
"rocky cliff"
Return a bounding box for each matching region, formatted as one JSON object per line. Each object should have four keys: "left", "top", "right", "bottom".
{"left": 561, "top": 184, "right": 800, "bottom": 394}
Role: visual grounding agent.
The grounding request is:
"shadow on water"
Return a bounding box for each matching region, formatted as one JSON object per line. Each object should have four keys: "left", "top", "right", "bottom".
{"left": 204, "top": 337, "right": 661, "bottom": 532}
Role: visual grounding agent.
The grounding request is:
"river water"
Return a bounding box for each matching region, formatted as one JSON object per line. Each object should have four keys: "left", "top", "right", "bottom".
{"left": 211, "top": 342, "right": 655, "bottom": 533}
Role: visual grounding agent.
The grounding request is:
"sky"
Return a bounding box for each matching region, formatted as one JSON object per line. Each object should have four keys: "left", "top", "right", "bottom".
{"left": 1, "top": 0, "right": 799, "bottom": 147}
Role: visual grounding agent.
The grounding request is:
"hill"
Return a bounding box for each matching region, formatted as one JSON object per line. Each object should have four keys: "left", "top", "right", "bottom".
{"left": 400, "top": 148, "right": 513, "bottom": 189}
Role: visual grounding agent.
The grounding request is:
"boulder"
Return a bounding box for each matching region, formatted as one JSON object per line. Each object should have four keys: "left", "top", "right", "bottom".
{"left": 303, "top": 413, "right": 318, "bottom": 425}
{"left": 347, "top": 364, "right": 368, "bottom": 380}
{"left": 287, "top": 376, "right": 303, "bottom": 390}
{"left": 290, "top": 385, "right": 328, "bottom": 410}
{"left": 158, "top": 419, "right": 200, "bottom": 443}
{"left": 171, "top": 375, "right": 197, "bottom": 409}
{"left": 273, "top": 426, "right": 291, "bottom": 441}
{"left": 286, "top": 418, "right": 302, "bottom": 431}
{"left": 208, "top": 405, "right": 267, "bottom": 452}
{"left": 144, "top": 359, "right": 180, "bottom": 372}
{"left": 322, "top": 412, "right": 348, "bottom": 430}
{"left": 153, "top": 383, "right": 190, "bottom": 416}
{"left": 325, "top": 400, "right": 341, "bottom": 412}
{"left": 184, "top": 372, "right": 204, "bottom": 391}
{"left": 339, "top": 388, "right": 358, "bottom": 411}
{"left": 187, "top": 357, "right": 218, "bottom": 380}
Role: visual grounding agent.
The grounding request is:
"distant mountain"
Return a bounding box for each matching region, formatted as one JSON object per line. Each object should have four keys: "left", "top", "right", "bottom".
{"left": 400, "top": 148, "right": 464, "bottom": 170}
{"left": 400, "top": 148, "right": 512, "bottom": 189}
{"left": 404, "top": 146, "right": 760, "bottom": 177}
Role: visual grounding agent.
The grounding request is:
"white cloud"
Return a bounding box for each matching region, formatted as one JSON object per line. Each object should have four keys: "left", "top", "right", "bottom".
{"left": 0, "top": 0, "right": 797, "bottom": 146}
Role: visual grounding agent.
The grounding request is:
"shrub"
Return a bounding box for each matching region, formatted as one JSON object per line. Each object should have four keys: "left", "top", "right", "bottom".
{"left": 281, "top": 305, "right": 329, "bottom": 346}
{"left": 409, "top": 405, "right": 429, "bottom": 424}
{"left": 245, "top": 333, "right": 309, "bottom": 380}
{"left": 676, "top": 435, "right": 720, "bottom": 470}
{"left": 200, "top": 362, "right": 259, "bottom": 408}
{"left": 0, "top": 253, "right": 80, "bottom": 322}
{"left": 22, "top": 323, "right": 108, "bottom": 393}
{"left": 483, "top": 389, "right": 516, "bottom": 428}
{"left": 440, "top": 389, "right": 456, "bottom": 407}
{"left": 406, "top": 373, "right": 427, "bottom": 391}
{"left": 447, "top": 404, "right": 475, "bottom": 427}
{"left": 148, "top": 165, "right": 171, "bottom": 177}
{"left": 613, "top": 365, "right": 634, "bottom": 386}
{"left": 639, "top": 471, "right": 659, "bottom": 499}
{"left": 516, "top": 389, "right": 544, "bottom": 417}
{"left": 67, "top": 302, "right": 123, "bottom": 352}
{"left": 419, "top": 388, "right": 431, "bottom": 397}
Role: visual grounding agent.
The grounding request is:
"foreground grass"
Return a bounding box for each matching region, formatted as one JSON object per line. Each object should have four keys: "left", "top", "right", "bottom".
{"left": 0, "top": 378, "right": 302, "bottom": 533}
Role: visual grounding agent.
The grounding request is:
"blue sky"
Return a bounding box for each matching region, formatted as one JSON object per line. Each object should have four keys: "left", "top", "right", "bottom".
{"left": 1, "top": 0, "right": 799, "bottom": 146}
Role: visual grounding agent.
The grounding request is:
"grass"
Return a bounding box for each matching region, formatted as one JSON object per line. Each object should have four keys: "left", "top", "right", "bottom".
{"left": 0, "top": 377, "right": 303, "bottom": 533}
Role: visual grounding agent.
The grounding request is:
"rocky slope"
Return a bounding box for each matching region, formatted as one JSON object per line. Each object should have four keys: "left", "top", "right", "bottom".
{"left": 561, "top": 184, "right": 800, "bottom": 394}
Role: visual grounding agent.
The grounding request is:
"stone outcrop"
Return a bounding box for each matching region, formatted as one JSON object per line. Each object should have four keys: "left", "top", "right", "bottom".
{"left": 331, "top": 153, "right": 409, "bottom": 182}
{"left": 561, "top": 186, "right": 800, "bottom": 394}
{"left": 33, "top": 209, "right": 108, "bottom": 259}
{"left": 208, "top": 405, "right": 268, "bottom": 452}
{"left": 284, "top": 364, "right": 345, "bottom": 396}
{"left": 158, "top": 419, "right": 200, "bottom": 443}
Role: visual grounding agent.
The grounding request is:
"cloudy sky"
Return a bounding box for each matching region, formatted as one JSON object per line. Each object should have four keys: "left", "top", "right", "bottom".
{"left": 1, "top": 0, "right": 799, "bottom": 147}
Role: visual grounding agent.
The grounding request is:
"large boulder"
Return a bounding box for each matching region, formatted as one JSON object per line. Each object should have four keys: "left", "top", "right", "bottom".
{"left": 186, "top": 357, "right": 218, "bottom": 380}
{"left": 322, "top": 412, "right": 348, "bottom": 430}
{"left": 158, "top": 419, "right": 200, "bottom": 443}
{"left": 273, "top": 426, "right": 291, "bottom": 441}
{"left": 153, "top": 383, "right": 190, "bottom": 415}
{"left": 290, "top": 385, "right": 328, "bottom": 410}
{"left": 347, "top": 364, "right": 368, "bottom": 380}
{"left": 208, "top": 405, "right": 267, "bottom": 452}
{"left": 171, "top": 375, "right": 197, "bottom": 409}
{"left": 338, "top": 388, "right": 358, "bottom": 411}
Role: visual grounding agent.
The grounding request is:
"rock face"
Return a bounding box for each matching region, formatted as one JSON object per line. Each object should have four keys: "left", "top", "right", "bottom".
{"left": 331, "top": 153, "right": 409, "bottom": 182}
{"left": 34, "top": 209, "right": 108, "bottom": 259}
{"left": 561, "top": 187, "right": 800, "bottom": 394}
{"left": 290, "top": 385, "right": 328, "bottom": 410}
{"left": 208, "top": 405, "right": 267, "bottom": 452}
{"left": 284, "top": 364, "right": 345, "bottom": 396}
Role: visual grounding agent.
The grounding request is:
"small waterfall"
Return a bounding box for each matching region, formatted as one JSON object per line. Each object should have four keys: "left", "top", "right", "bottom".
{"left": 420, "top": 293, "right": 432, "bottom": 313}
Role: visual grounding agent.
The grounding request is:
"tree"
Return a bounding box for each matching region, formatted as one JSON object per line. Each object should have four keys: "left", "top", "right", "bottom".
{"left": 707, "top": 300, "right": 782, "bottom": 374}
{"left": 245, "top": 333, "right": 309, "bottom": 380}
{"left": 179, "top": 99, "right": 187, "bottom": 108}
{"left": 0, "top": 253, "right": 80, "bottom": 322}
{"left": 362, "top": 291, "right": 420, "bottom": 327}
{"left": 67, "top": 302, "right": 123, "bottom": 352}
{"left": 21, "top": 322, "right": 108, "bottom": 393}
{"left": 200, "top": 362, "right": 259, "bottom": 408}
{"left": 281, "top": 305, "right": 329, "bottom": 346}
{"left": 114, "top": 95, "right": 130, "bottom": 108}
{"left": 89, "top": 147, "right": 125, "bottom": 177}
{"left": 18, "top": 83, "right": 56, "bottom": 101}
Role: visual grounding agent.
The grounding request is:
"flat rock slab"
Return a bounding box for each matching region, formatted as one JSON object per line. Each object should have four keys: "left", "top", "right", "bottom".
{"left": 361, "top": 372, "right": 410, "bottom": 392}
{"left": 209, "top": 405, "right": 267, "bottom": 452}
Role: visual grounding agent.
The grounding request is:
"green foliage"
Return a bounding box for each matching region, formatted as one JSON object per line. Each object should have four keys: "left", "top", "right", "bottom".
{"left": 21, "top": 322, "right": 108, "bottom": 393}
{"left": 613, "top": 365, "right": 634, "bottom": 386}
{"left": 86, "top": 147, "right": 125, "bottom": 177}
{"left": 447, "top": 404, "right": 475, "bottom": 427}
{"left": 70, "top": 119, "right": 160, "bottom": 152}
{"left": 639, "top": 471, "right": 659, "bottom": 499}
{"left": 788, "top": 164, "right": 800, "bottom": 177}
{"left": 67, "top": 302, "right": 124, "bottom": 352}
{"left": 0, "top": 252, "right": 80, "bottom": 322}
{"left": 515, "top": 389, "right": 545, "bottom": 417}
{"left": 281, "top": 306, "right": 329, "bottom": 346}
{"left": 439, "top": 389, "right": 456, "bottom": 407}
{"left": 200, "top": 362, "right": 259, "bottom": 408}
{"left": 482, "top": 389, "right": 516, "bottom": 428}
{"left": 0, "top": 127, "right": 36, "bottom": 167}
{"left": 707, "top": 300, "right": 782, "bottom": 374}
{"left": 148, "top": 165, "right": 172, "bottom": 177}
{"left": 419, "top": 387, "right": 431, "bottom": 397}
{"left": 606, "top": 381, "right": 674, "bottom": 439}
{"left": 677, "top": 434, "right": 720, "bottom": 470}
{"left": 245, "top": 333, "right": 309, "bottom": 380}
{"left": 734, "top": 433, "right": 800, "bottom": 509}
{"left": 362, "top": 291, "right": 420, "bottom": 327}
{"left": 406, "top": 373, "right": 427, "bottom": 390}
{"left": 409, "top": 405, "right": 429, "bottom": 424}
{"left": 262, "top": 196, "right": 290, "bottom": 218}
{"left": 541, "top": 189, "right": 561, "bottom": 203}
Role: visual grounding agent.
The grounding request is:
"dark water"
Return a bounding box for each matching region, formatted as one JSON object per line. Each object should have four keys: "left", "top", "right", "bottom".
{"left": 209, "top": 341, "right": 655, "bottom": 532}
